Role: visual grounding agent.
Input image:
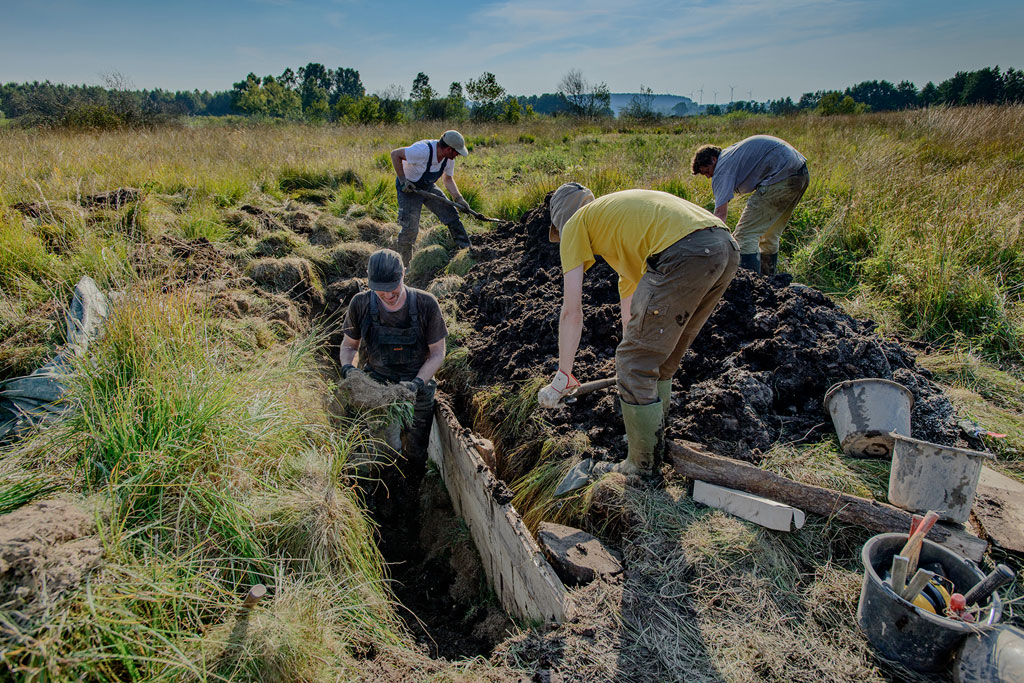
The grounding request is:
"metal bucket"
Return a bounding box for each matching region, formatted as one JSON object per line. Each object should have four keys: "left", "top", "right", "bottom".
{"left": 888, "top": 434, "right": 990, "bottom": 523}
{"left": 858, "top": 533, "right": 1002, "bottom": 673}
{"left": 824, "top": 379, "right": 913, "bottom": 458}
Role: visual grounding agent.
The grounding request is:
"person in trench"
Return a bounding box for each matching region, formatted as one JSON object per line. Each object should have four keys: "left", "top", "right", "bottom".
{"left": 691, "top": 134, "right": 809, "bottom": 276}
{"left": 391, "top": 129, "right": 473, "bottom": 266}
{"left": 538, "top": 184, "right": 740, "bottom": 495}
{"left": 339, "top": 249, "right": 448, "bottom": 481}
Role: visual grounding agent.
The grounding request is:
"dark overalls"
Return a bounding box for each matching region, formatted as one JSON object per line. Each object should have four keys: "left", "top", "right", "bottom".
{"left": 360, "top": 289, "right": 436, "bottom": 465}
{"left": 395, "top": 140, "right": 471, "bottom": 265}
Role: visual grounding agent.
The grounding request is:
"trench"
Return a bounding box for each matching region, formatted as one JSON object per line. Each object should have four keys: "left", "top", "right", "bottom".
{"left": 322, "top": 331, "right": 566, "bottom": 661}
{"left": 364, "top": 457, "right": 504, "bottom": 659}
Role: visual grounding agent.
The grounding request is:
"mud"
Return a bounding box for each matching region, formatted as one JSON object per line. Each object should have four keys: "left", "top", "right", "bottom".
{"left": 456, "top": 204, "right": 960, "bottom": 462}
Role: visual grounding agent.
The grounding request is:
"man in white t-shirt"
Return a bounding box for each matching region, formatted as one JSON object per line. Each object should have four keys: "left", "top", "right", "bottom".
{"left": 390, "top": 130, "right": 472, "bottom": 265}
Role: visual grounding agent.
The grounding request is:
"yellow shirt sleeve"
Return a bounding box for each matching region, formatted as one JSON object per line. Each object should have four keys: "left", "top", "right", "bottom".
{"left": 558, "top": 213, "right": 595, "bottom": 274}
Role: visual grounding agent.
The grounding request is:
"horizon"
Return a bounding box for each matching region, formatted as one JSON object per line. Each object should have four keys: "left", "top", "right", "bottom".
{"left": 2, "top": 0, "right": 1023, "bottom": 102}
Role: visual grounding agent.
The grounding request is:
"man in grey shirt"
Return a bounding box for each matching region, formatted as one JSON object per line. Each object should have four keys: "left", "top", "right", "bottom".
{"left": 691, "top": 135, "right": 809, "bottom": 275}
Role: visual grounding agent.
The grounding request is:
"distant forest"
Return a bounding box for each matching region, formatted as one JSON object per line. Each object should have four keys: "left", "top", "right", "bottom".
{"left": 1, "top": 63, "right": 1022, "bottom": 128}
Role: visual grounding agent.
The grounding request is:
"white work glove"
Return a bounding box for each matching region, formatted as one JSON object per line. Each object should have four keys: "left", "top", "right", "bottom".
{"left": 537, "top": 370, "right": 580, "bottom": 409}
{"left": 399, "top": 178, "right": 415, "bottom": 193}
{"left": 454, "top": 195, "right": 472, "bottom": 211}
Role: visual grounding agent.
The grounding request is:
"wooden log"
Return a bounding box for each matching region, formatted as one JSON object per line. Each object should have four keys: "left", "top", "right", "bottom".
{"left": 667, "top": 440, "right": 988, "bottom": 562}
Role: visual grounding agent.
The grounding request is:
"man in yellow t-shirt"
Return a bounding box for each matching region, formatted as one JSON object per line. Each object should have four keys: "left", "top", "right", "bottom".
{"left": 537, "top": 183, "right": 739, "bottom": 493}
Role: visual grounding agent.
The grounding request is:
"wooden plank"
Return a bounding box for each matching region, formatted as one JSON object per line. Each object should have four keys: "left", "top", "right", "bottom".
{"left": 668, "top": 440, "right": 988, "bottom": 562}
{"left": 428, "top": 398, "right": 568, "bottom": 623}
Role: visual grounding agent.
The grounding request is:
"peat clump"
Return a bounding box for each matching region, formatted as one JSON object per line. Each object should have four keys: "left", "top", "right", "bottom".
{"left": 457, "top": 205, "right": 959, "bottom": 461}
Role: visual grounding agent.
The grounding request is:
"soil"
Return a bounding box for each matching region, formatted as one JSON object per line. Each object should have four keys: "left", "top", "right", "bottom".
{"left": 0, "top": 499, "right": 102, "bottom": 616}
{"left": 456, "top": 204, "right": 961, "bottom": 463}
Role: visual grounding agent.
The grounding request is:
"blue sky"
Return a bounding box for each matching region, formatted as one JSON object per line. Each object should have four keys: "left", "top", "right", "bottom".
{"left": 2, "top": 0, "right": 1022, "bottom": 100}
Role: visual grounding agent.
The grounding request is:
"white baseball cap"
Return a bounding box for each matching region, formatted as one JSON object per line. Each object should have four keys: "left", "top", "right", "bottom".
{"left": 441, "top": 130, "right": 469, "bottom": 156}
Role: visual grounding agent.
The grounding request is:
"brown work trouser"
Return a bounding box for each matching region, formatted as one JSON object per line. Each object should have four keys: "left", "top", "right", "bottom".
{"left": 616, "top": 227, "right": 739, "bottom": 405}
{"left": 733, "top": 166, "right": 809, "bottom": 255}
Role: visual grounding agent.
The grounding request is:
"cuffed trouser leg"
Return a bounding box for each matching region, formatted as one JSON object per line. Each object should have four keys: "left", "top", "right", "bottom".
{"left": 733, "top": 170, "right": 810, "bottom": 256}
{"left": 616, "top": 227, "right": 739, "bottom": 406}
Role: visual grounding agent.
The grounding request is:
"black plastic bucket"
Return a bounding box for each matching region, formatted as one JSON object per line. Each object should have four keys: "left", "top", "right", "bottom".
{"left": 857, "top": 533, "right": 1003, "bottom": 673}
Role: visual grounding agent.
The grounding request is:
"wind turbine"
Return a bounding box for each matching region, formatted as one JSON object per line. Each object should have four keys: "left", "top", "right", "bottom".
{"left": 729, "top": 85, "right": 735, "bottom": 103}
{"left": 697, "top": 84, "right": 704, "bottom": 106}
{"left": 747, "top": 90, "right": 753, "bottom": 101}
{"left": 712, "top": 90, "right": 719, "bottom": 105}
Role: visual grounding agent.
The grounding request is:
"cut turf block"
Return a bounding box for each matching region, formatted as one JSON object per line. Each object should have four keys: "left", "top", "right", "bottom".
{"left": 537, "top": 522, "right": 622, "bottom": 586}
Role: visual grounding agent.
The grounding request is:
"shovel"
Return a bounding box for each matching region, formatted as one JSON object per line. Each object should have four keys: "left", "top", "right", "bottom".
{"left": 562, "top": 377, "right": 617, "bottom": 404}
{"left": 552, "top": 377, "right": 618, "bottom": 496}
{"left": 408, "top": 187, "right": 506, "bottom": 224}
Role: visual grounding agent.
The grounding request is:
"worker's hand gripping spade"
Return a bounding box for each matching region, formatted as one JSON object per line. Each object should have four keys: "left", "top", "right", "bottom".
{"left": 537, "top": 370, "right": 580, "bottom": 409}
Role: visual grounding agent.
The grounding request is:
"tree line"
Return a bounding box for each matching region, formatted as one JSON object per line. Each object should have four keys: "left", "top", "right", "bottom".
{"left": 703, "top": 66, "right": 1024, "bottom": 117}
{"left": 2, "top": 64, "right": 1022, "bottom": 128}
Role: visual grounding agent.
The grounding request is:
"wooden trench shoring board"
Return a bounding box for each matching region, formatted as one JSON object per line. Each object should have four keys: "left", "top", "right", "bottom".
{"left": 427, "top": 399, "right": 568, "bottom": 624}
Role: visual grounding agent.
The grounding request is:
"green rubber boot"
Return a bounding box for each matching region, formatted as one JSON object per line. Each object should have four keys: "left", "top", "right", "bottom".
{"left": 739, "top": 252, "right": 761, "bottom": 273}
{"left": 657, "top": 380, "right": 672, "bottom": 420}
{"left": 614, "top": 399, "right": 664, "bottom": 475}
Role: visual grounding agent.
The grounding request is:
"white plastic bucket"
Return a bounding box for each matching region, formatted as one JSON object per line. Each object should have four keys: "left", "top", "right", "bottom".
{"left": 888, "top": 434, "right": 991, "bottom": 523}
{"left": 824, "top": 379, "right": 913, "bottom": 458}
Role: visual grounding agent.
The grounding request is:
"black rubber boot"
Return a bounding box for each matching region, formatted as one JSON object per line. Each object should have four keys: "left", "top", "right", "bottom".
{"left": 396, "top": 239, "right": 414, "bottom": 267}
{"left": 447, "top": 220, "right": 471, "bottom": 249}
{"left": 761, "top": 252, "right": 778, "bottom": 277}
{"left": 739, "top": 252, "right": 761, "bottom": 273}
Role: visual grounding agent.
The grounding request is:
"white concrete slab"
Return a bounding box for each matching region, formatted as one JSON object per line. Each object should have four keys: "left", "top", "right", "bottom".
{"left": 693, "top": 480, "right": 807, "bottom": 532}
